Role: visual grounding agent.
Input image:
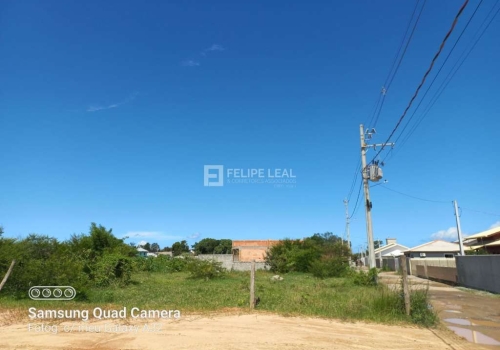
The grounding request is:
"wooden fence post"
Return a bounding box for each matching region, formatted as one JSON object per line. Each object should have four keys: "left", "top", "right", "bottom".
{"left": 250, "top": 260, "right": 255, "bottom": 309}
{"left": 0, "top": 260, "right": 16, "bottom": 292}
{"left": 400, "top": 255, "right": 411, "bottom": 316}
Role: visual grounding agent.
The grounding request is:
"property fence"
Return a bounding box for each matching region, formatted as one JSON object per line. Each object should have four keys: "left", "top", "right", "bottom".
{"left": 415, "top": 265, "right": 457, "bottom": 284}
{"left": 381, "top": 257, "right": 400, "bottom": 271}
{"left": 456, "top": 255, "right": 500, "bottom": 294}
{"left": 408, "top": 258, "right": 456, "bottom": 276}
{"left": 196, "top": 254, "right": 268, "bottom": 271}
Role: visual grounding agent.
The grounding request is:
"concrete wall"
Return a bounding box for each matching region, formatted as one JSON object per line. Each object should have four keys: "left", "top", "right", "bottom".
{"left": 196, "top": 254, "right": 268, "bottom": 271}
{"left": 456, "top": 255, "right": 500, "bottom": 294}
{"left": 416, "top": 265, "right": 457, "bottom": 284}
{"left": 408, "top": 257, "right": 456, "bottom": 276}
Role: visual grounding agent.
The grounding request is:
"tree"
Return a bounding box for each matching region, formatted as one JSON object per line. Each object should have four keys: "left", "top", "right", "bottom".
{"left": 374, "top": 240, "right": 383, "bottom": 250}
{"left": 265, "top": 232, "right": 352, "bottom": 275}
{"left": 89, "top": 223, "right": 122, "bottom": 254}
{"left": 161, "top": 246, "right": 172, "bottom": 252}
{"left": 143, "top": 242, "right": 151, "bottom": 252}
{"left": 192, "top": 238, "right": 219, "bottom": 254}
{"left": 0, "top": 225, "right": 4, "bottom": 237}
{"left": 172, "top": 240, "right": 190, "bottom": 256}
{"left": 150, "top": 243, "right": 160, "bottom": 253}
{"left": 192, "top": 238, "right": 232, "bottom": 254}
{"left": 214, "top": 239, "right": 232, "bottom": 254}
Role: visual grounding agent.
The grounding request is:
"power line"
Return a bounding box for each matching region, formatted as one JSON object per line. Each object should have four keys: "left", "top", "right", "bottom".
{"left": 461, "top": 207, "right": 500, "bottom": 217}
{"left": 382, "top": 0, "right": 486, "bottom": 162}
{"left": 347, "top": 160, "right": 361, "bottom": 201}
{"left": 369, "top": 0, "right": 425, "bottom": 129}
{"left": 379, "top": 186, "right": 500, "bottom": 217}
{"left": 368, "top": 0, "right": 471, "bottom": 165}
{"left": 378, "top": 185, "right": 449, "bottom": 203}
{"left": 389, "top": 0, "right": 500, "bottom": 159}
{"left": 384, "top": 0, "right": 427, "bottom": 93}
{"left": 349, "top": 181, "right": 363, "bottom": 219}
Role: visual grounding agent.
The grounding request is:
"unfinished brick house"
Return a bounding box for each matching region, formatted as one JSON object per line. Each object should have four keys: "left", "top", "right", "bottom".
{"left": 231, "top": 240, "right": 281, "bottom": 262}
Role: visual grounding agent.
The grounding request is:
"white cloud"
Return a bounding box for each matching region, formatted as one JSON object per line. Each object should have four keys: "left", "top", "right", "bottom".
{"left": 87, "top": 104, "right": 118, "bottom": 112}
{"left": 182, "top": 60, "right": 200, "bottom": 67}
{"left": 124, "top": 231, "right": 183, "bottom": 241}
{"left": 186, "top": 232, "right": 201, "bottom": 240}
{"left": 86, "top": 92, "right": 139, "bottom": 112}
{"left": 431, "top": 226, "right": 458, "bottom": 241}
{"left": 490, "top": 221, "right": 500, "bottom": 229}
{"left": 201, "top": 44, "right": 225, "bottom": 55}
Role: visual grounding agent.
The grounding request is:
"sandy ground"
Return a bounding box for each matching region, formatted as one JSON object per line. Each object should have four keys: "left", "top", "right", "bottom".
{"left": 1, "top": 273, "right": 497, "bottom": 350}
{"left": 0, "top": 311, "right": 485, "bottom": 350}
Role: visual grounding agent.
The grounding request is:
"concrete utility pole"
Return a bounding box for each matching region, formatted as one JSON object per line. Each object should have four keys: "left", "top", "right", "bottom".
{"left": 343, "top": 198, "right": 350, "bottom": 249}
{"left": 453, "top": 200, "right": 465, "bottom": 255}
{"left": 359, "top": 124, "right": 394, "bottom": 269}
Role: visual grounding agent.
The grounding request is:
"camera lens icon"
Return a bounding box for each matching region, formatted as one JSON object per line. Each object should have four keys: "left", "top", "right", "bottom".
{"left": 29, "top": 286, "right": 76, "bottom": 300}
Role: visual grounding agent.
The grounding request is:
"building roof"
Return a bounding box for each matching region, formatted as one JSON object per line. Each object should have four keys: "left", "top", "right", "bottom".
{"left": 463, "top": 226, "right": 500, "bottom": 241}
{"left": 374, "top": 243, "right": 409, "bottom": 254}
{"left": 137, "top": 247, "right": 148, "bottom": 252}
{"left": 382, "top": 249, "right": 404, "bottom": 257}
{"left": 485, "top": 238, "right": 500, "bottom": 247}
{"left": 406, "top": 240, "right": 464, "bottom": 253}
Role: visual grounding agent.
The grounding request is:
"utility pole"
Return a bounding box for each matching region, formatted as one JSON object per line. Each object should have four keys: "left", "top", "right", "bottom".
{"left": 343, "top": 198, "right": 350, "bottom": 249}
{"left": 453, "top": 200, "right": 465, "bottom": 255}
{"left": 359, "top": 124, "right": 394, "bottom": 269}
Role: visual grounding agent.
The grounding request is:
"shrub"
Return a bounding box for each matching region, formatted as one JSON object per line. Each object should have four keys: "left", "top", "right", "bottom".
{"left": 187, "top": 259, "right": 226, "bottom": 280}
{"left": 352, "top": 268, "right": 378, "bottom": 286}
{"left": 310, "top": 257, "right": 350, "bottom": 279}
{"left": 91, "top": 254, "right": 133, "bottom": 287}
{"left": 0, "top": 234, "right": 89, "bottom": 298}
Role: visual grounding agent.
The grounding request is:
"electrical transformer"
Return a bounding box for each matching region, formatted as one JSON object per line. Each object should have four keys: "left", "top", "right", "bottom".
{"left": 369, "top": 165, "right": 383, "bottom": 182}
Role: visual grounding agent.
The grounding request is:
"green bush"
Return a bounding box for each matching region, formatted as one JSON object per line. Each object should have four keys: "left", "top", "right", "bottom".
{"left": 133, "top": 255, "right": 191, "bottom": 273}
{"left": 0, "top": 234, "right": 89, "bottom": 298}
{"left": 310, "top": 257, "right": 350, "bottom": 279}
{"left": 91, "top": 254, "right": 133, "bottom": 287}
{"left": 187, "top": 259, "right": 226, "bottom": 280}
{"left": 352, "top": 268, "right": 379, "bottom": 286}
{"left": 407, "top": 289, "right": 438, "bottom": 327}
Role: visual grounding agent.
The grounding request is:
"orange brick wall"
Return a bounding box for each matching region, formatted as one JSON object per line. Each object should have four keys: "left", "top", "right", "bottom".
{"left": 239, "top": 249, "right": 268, "bottom": 262}
{"left": 232, "top": 240, "right": 281, "bottom": 262}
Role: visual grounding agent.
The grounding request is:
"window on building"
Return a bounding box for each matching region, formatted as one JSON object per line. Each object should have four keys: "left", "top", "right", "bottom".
{"left": 444, "top": 254, "right": 454, "bottom": 258}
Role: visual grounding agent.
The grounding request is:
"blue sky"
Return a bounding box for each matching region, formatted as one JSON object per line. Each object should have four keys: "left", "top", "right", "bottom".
{"left": 1, "top": 0, "right": 499, "bottom": 250}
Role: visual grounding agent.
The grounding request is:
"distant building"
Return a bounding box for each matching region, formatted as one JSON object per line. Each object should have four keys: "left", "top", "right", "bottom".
{"left": 373, "top": 238, "right": 409, "bottom": 268}
{"left": 462, "top": 226, "right": 500, "bottom": 254}
{"left": 404, "top": 240, "right": 465, "bottom": 258}
{"left": 137, "top": 247, "right": 148, "bottom": 258}
{"left": 231, "top": 240, "right": 281, "bottom": 262}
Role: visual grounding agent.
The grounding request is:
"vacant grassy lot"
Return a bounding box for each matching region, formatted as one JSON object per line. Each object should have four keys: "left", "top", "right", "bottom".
{"left": 0, "top": 270, "right": 436, "bottom": 326}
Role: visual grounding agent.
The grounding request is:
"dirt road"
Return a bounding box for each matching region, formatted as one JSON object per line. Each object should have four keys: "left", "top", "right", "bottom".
{"left": 0, "top": 312, "right": 484, "bottom": 350}
{"left": 379, "top": 272, "right": 500, "bottom": 349}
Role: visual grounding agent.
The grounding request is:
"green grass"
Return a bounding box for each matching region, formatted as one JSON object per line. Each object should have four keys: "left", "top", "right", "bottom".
{"left": 0, "top": 270, "right": 437, "bottom": 326}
